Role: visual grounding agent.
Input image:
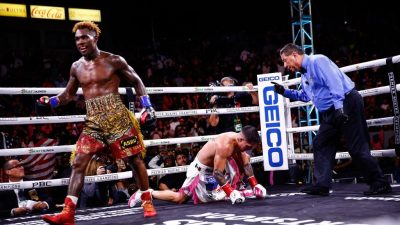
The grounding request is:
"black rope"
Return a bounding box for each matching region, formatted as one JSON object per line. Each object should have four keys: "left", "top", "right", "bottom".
{"left": 385, "top": 57, "right": 400, "bottom": 156}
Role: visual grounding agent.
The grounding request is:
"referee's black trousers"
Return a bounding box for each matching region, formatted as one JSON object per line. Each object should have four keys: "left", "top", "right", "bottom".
{"left": 312, "top": 89, "right": 386, "bottom": 188}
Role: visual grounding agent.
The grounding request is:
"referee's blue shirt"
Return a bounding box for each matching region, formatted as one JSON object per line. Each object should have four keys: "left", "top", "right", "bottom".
{"left": 283, "top": 54, "right": 355, "bottom": 112}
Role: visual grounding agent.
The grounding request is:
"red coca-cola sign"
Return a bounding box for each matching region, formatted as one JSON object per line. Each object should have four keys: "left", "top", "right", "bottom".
{"left": 30, "top": 5, "right": 65, "bottom": 20}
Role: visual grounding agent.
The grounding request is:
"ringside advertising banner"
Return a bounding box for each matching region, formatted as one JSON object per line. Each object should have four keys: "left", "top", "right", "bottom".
{"left": 257, "top": 73, "right": 288, "bottom": 171}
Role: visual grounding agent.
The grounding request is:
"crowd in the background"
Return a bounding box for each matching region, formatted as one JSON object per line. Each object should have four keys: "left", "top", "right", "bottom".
{"left": 0, "top": 27, "right": 399, "bottom": 217}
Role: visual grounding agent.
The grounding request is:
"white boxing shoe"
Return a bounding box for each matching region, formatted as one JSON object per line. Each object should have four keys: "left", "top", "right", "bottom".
{"left": 211, "top": 187, "right": 227, "bottom": 201}
{"left": 128, "top": 189, "right": 153, "bottom": 208}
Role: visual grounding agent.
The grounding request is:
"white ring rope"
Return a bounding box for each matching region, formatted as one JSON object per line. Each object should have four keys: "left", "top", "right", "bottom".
{"left": 0, "top": 55, "right": 399, "bottom": 190}
{"left": 1, "top": 54, "right": 399, "bottom": 125}
{"left": 0, "top": 86, "right": 255, "bottom": 96}
{"left": 288, "top": 84, "right": 400, "bottom": 109}
{"left": 1, "top": 55, "right": 399, "bottom": 95}
{"left": 0, "top": 116, "right": 394, "bottom": 156}
{"left": 0, "top": 54, "right": 398, "bottom": 128}
{"left": 0, "top": 149, "right": 396, "bottom": 191}
{"left": 0, "top": 84, "right": 396, "bottom": 126}
{"left": 287, "top": 117, "right": 395, "bottom": 133}
{"left": 282, "top": 54, "right": 400, "bottom": 87}
{"left": 0, "top": 107, "right": 260, "bottom": 125}
{"left": 0, "top": 135, "right": 218, "bottom": 156}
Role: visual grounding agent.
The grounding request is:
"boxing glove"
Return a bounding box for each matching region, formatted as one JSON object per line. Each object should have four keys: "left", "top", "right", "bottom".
{"left": 139, "top": 95, "right": 156, "bottom": 129}
{"left": 248, "top": 176, "right": 267, "bottom": 198}
{"left": 221, "top": 182, "right": 245, "bottom": 204}
{"left": 271, "top": 81, "right": 286, "bottom": 95}
{"left": 37, "top": 96, "right": 59, "bottom": 108}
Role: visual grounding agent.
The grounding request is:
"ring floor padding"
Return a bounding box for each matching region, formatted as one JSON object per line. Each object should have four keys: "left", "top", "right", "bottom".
{"left": 1, "top": 183, "right": 399, "bottom": 225}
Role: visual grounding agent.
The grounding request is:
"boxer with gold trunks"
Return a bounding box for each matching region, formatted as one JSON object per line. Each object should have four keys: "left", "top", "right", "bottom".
{"left": 38, "top": 21, "right": 157, "bottom": 225}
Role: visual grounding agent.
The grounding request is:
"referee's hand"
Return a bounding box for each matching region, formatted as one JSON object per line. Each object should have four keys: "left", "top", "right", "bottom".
{"left": 334, "top": 108, "right": 349, "bottom": 126}
{"left": 271, "top": 82, "right": 285, "bottom": 95}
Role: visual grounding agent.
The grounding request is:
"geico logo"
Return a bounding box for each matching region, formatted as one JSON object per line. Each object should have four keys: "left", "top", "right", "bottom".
{"left": 258, "top": 76, "right": 280, "bottom": 82}
{"left": 263, "top": 85, "right": 283, "bottom": 167}
{"left": 262, "top": 86, "right": 278, "bottom": 105}
{"left": 266, "top": 129, "right": 283, "bottom": 167}
{"left": 33, "top": 181, "right": 51, "bottom": 188}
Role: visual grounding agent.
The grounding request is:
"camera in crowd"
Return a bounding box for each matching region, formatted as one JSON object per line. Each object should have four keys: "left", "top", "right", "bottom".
{"left": 208, "top": 80, "right": 222, "bottom": 87}
{"left": 95, "top": 154, "right": 118, "bottom": 173}
{"left": 208, "top": 76, "right": 239, "bottom": 108}
{"left": 104, "top": 164, "right": 118, "bottom": 173}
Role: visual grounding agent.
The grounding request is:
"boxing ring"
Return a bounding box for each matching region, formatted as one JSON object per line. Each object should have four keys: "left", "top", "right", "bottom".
{"left": 1, "top": 55, "right": 400, "bottom": 224}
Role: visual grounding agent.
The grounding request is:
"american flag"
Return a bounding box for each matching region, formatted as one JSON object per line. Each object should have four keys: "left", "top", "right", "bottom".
{"left": 20, "top": 137, "right": 58, "bottom": 180}
{"left": 1, "top": 132, "right": 15, "bottom": 182}
{"left": 1, "top": 132, "right": 14, "bottom": 149}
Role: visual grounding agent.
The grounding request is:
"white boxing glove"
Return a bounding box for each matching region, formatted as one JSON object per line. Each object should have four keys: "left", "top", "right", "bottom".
{"left": 221, "top": 182, "right": 245, "bottom": 204}
{"left": 253, "top": 184, "right": 267, "bottom": 198}
{"left": 229, "top": 190, "right": 245, "bottom": 204}
{"left": 248, "top": 176, "right": 267, "bottom": 199}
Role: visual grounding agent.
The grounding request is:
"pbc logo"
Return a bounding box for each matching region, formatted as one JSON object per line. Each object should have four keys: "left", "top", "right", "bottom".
{"left": 205, "top": 108, "right": 218, "bottom": 114}
{"left": 61, "top": 179, "right": 70, "bottom": 185}
{"left": 32, "top": 181, "right": 51, "bottom": 188}
{"left": 121, "top": 137, "right": 138, "bottom": 149}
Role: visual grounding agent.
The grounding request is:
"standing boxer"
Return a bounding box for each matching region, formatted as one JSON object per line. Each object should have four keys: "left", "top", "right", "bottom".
{"left": 40, "top": 21, "right": 157, "bottom": 225}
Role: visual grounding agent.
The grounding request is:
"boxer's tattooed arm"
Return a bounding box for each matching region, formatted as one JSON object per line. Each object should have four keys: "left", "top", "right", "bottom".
{"left": 213, "top": 169, "right": 227, "bottom": 186}
{"left": 243, "top": 163, "right": 254, "bottom": 178}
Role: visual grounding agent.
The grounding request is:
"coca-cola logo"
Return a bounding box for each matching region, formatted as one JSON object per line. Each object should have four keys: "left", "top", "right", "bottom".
{"left": 31, "top": 6, "right": 64, "bottom": 19}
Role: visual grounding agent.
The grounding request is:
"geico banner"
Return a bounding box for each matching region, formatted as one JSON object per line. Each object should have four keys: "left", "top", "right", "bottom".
{"left": 257, "top": 73, "right": 288, "bottom": 171}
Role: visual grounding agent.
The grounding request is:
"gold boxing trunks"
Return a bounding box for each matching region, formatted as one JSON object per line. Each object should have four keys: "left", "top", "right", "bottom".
{"left": 76, "top": 93, "right": 145, "bottom": 159}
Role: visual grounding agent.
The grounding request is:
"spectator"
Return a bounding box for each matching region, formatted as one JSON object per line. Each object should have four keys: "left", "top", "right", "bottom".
{"left": 0, "top": 159, "right": 50, "bottom": 218}
{"left": 188, "top": 143, "right": 201, "bottom": 163}
{"left": 174, "top": 117, "right": 188, "bottom": 137}
{"left": 158, "top": 153, "right": 188, "bottom": 191}
{"left": 208, "top": 76, "right": 253, "bottom": 134}
{"left": 52, "top": 153, "right": 72, "bottom": 206}
{"left": 188, "top": 120, "right": 205, "bottom": 137}
{"left": 148, "top": 147, "right": 169, "bottom": 169}
{"left": 79, "top": 154, "right": 120, "bottom": 208}
{"left": 148, "top": 146, "right": 169, "bottom": 187}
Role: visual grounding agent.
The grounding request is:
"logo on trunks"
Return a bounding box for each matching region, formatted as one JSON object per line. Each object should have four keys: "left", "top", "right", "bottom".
{"left": 195, "top": 163, "right": 213, "bottom": 173}
{"left": 195, "top": 163, "right": 202, "bottom": 172}
{"left": 121, "top": 136, "right": 138, "bottom": 149}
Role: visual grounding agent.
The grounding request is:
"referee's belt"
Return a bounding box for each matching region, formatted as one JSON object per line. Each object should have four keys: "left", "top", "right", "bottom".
{"left": 345, "top": 88, "right": 356, "bottom": 96}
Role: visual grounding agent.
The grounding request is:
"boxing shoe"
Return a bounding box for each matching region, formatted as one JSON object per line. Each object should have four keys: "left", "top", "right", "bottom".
{"left": 128, "top": 189, "right": 153, "bottom": 208}
{"left": 364, "top": 182, "right": 392, "bottom": 196}
{"left": 211, "top": 187, "right": 227, "bottom": 201}
{"left": 42, "top": 197, "right": 75, "bottom": 225}
{"left": 128, "top": 189, "right": 142, "bottom": 208}
{"left": 301, "top": 185, "right": 330, "bottom": 196}
{"left": 141, "top": 191, "right": 157, "bottom": 218}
